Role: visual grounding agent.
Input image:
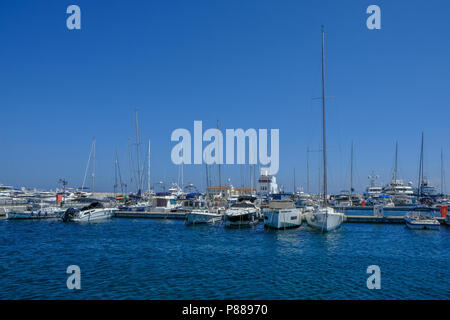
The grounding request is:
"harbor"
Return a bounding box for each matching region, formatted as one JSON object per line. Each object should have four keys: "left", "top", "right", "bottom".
{"left": 2, "top": 0, "right": 450, "bottom": 303}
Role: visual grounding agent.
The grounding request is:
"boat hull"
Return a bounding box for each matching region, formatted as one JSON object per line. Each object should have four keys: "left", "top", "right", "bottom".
{"left": 68, "top": 209, "right": 115, "bottom": 222}
{"left": 405, "top": 217, "right": 440, "bottom": 230}
{"left": 264, "top": 208, "right": 302, "bottom": 229}
{"left": 6, "top": 208, "right": 64, "bottom": 220}
{"left": 224, "top": 210, "right": 259, "bottom": 228}
{"left": 305, "top": 207, "right": 344, "bottom": 232}
{"left": 186, "top": 211, "right": 222, "bottom": 225}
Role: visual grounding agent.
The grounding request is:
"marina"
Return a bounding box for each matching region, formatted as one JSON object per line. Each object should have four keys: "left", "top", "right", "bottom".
{"left": 2, "top": 0, "right": 450, "bottom": 303}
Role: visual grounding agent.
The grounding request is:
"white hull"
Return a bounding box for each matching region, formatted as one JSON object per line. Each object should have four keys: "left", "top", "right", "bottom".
{"left": 405, "top": 217, "right": 440, "bottom": 230}
{"left": 186, "top": 211, "right": 222, "bottom": 224}
{"left": 264, "top": 208, "right": 302, "bottom": 229}
{"left": 305, "top": 207, "right": 344, "bottom": 232}
{"left": 6, "top": 207, "right": 64, "bottom": 220}
{"left": 69, "top": 209, "right": 115, "bottom": 222}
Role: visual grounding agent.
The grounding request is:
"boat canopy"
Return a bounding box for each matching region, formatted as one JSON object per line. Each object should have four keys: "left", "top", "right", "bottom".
{"left": 81, "top": 201, "right": 104, "bottom": 211}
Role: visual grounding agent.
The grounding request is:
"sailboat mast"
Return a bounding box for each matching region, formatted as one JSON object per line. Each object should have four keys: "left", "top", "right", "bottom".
{"left": 350, "top": 141, "right": 353, "bottom": 202}
{"left": 148, "top": 139, "right": 151, "bottom": 195}
{"left": 217, "top": 120, "right": 222, "bottom": 198}
{"left": 92, "top": 138, "right": 96, "bottom": 194}
{"left": 306, "top": 147, "right": 310, "bottom": 194}
{"left": 418, "top": 132, "right": 424, "bottom": 199}
{"left": 393, "top": 141, "right": 398, "bottom": 182}
{"left": 135, "top": 109, "right": 142, "bottom": 193}
{"left": 293, "top": 168, "right": 296, "bottom": 194}
{"left": 441, "top": 148, "right": 444, "bottom": 196}
{"left": 321, "top": 27, "right": 327, "bottom": 205}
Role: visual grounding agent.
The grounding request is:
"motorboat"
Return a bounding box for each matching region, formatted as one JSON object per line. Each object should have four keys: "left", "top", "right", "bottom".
{"left": 62, "top": 202, "right": 115, "bottom": 222}
{"left": 404, "top": 207, "right": 440, "bottom": 230}
{"left": 148, "top": 192, "right": 180, "bottom": 213}
{"left": 224, "top": 196, "right": 260, "bottom": 227}
{"left": 263, "top": 199, "right": 302, "bottom": 229}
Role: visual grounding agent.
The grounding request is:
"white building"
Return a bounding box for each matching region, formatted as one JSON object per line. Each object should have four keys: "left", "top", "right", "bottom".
{"left": 257, "top": 168, "right": 279, "bottom": 195}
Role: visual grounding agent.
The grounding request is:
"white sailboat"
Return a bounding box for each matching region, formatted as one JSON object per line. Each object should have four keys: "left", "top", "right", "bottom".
{"left": 305, "top": 27, "right": 344, "bottom": 232}
{"left": 404, "top": 133, "right": 440, "bottom": 230}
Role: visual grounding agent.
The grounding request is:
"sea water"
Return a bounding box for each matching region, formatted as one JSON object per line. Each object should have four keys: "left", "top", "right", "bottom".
{"left": 0, "top": 215, "right": 448, "bottom": 299}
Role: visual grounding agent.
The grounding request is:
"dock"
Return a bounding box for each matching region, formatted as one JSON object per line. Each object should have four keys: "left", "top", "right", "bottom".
{"left": 344, "top": 215, "right": 446, "bottom": 224}
{"left": 115, "top": 211, "right": 186, "bottom": 219}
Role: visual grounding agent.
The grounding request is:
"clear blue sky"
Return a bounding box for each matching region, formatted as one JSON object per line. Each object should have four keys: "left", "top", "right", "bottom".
{"left": 1, "top": 0, "right": 450, "bottom": 193}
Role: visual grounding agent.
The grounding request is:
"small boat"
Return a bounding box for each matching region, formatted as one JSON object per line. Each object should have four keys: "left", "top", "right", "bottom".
{"left": 183, "top": 196, "right": 223, "bottom": 224}
{"left": 62, "top": 202, "right": 115, "bottom": 222}
{"left": 404, "top": 208, "right": 440, "bottom": 230}
{"left": 224, "top": 196, "right": 260, "bottom": 228}
{"left": 305, "top": 206, "right": 344, "bottom": 232}
{"left": 186, "top": 210, "right": 223, "bottom": 225}
{"left": 5, "top": 204, "right": 64, "bottom": 220}
{"left": 404, "top": 134, "right": 440, "bottom": 230}
{"left": 264, "top": 199, "right": 302, "bottom": 229}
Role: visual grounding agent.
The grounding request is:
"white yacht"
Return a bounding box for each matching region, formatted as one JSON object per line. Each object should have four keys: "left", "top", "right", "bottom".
{"left": 224, "top": 196, "right": 260, "bottom": 227}
{"left": 62, "top": 202, "right": 115, "bottom": 222}
{"left": 148, "top": 192, "right": 180, "bottom": 213}
{"left": 264, "top": 199, "right": 302, "bottom": 229}
{"left": 305, "top": 28, "right": 344, "bottom": 232}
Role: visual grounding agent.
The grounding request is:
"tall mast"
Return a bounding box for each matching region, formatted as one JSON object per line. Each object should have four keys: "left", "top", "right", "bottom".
{"left": 306, "top": 147, "right": 310, "bottom": 194}
{"left": 350, "top": 141, "right": 353, "bottom": 202}
{"left": 147, "top": 139, "right": 151, "bottom": 195}
{"left": 135, "top": 109, "right": 142, "bottom": 193}
{"left": 128, "top": 138, "right": 135, "bottom": 192}
{"left": 393, "top": 141, "right": 398, "bottom": 182}
{"left": 293, "top": 168, "right": 296, "bottom": 194}
{"left": 441, "top": 148, "right": 444, "bottom": 196}
{"left": 418, "top": 132, "right": 424, "bottom": 199}
{"left": 217, "top": 120, "right": 222, "bottom": 197}
{"left": 321, "top": 26, "right": 327, "bottom": 205}
{"left": 115, "top": 148, "right": 124, "bottom": 195}
{"left": 92, "top": 138, "right": 96, "bottom": 194}
{"left": 114, "top": 149, "right": 118, "bottom": 197}
{"left": 81, "top": 138, "right": 94, "bottom": 193}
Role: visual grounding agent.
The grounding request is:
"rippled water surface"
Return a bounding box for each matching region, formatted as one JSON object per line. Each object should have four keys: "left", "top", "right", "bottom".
{"left": 0, "top": 216, "right": 449, "bottom": 299}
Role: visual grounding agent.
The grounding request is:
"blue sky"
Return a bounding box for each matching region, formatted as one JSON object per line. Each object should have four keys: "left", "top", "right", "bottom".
{"left": 1, "top": 0, "right": 450, "bottom": 193}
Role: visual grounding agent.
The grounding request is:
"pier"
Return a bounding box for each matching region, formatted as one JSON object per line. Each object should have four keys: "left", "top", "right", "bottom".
{"left": 344, "top": 215, "right": 446, "bottom": 224}
{"left": 115, "top": 211, "right": 186, "bottom": 219}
